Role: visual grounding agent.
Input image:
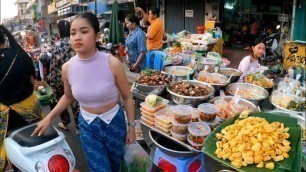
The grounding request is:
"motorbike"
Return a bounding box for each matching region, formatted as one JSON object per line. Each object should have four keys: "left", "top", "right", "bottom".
{"left": 259, "top": 25, "right": 285, "bottom": 76}
{"left": 5, "top": 122, "right": 76, "bottom": 172}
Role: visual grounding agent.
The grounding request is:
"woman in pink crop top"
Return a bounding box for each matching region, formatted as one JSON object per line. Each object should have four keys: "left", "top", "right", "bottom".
{"left": 32, "top": 12, "right": 136, "bottom": 172}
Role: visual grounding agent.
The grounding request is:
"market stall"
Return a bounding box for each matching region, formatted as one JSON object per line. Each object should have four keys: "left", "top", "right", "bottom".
{"left": 131, "top": 59, "right": 305, "bottom": 171}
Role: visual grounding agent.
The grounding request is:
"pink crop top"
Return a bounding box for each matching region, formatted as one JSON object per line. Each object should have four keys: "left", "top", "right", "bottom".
{"left": 68, "top": 50, "right": 118, "bottom": 108}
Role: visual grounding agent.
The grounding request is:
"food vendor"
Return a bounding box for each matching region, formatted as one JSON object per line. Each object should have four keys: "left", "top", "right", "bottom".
{"left": 238, "top": 38, "right": 265, "bottom": 81}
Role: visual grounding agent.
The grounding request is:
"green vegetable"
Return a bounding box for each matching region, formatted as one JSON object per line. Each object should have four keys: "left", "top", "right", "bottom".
{"left": 140, "top": 69, "right": 157, "bottom": 76}
{"left": 145, "top": 94, "right": 163, "bottom": 107}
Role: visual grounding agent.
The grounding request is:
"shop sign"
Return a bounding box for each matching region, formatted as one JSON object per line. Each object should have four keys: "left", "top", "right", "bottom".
{"left": 284, "top": 42, "right": 306, "bottom": 70}
{"left": 56, "top": 0, "right": 70, "bottom": 8}
{"left": 58, "top": 7, "right": 72, "bottom": 16}
{"left": 48, "top": 2, "right": 56, "bottom": 14}
{"left": 70, "top": 0, "right": 79, "bottom": 4}
{"left": 185, "top": 10, "right": 194, "bottom": 17}
{"left": 278, "top": 14, "right": 288, "bottom": 22}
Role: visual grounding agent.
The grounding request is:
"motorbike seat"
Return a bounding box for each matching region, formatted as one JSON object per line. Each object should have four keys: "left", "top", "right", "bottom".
{"left": 9, "top": 124, "right": 59, "bottom": 147}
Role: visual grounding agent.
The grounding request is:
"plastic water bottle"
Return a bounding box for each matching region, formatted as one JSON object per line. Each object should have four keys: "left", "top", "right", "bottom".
{"left": 215, "top": 27, "right": 222, "bottom": 38}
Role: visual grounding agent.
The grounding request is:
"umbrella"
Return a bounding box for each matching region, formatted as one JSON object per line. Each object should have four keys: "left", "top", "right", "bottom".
{"left": 108, "top": 0, "right": 125, "bottom": 45}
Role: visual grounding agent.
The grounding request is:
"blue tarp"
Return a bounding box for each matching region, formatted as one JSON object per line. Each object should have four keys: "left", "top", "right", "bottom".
{"left": 87, "top": 2, "right": 130, "bottom": 14}
{"left": 87, "top": 2, "right": 111, "bottom": 14}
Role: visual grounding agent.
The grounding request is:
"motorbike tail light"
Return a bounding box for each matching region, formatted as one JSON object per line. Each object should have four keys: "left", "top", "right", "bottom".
{"left": 48, "top": 155, "right": 70, "bottom": 172}
{"left": 64, "top": 149, "right": 75, "bottom": 167}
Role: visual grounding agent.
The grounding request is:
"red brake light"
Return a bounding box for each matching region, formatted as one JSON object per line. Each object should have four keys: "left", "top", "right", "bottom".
{"left": 48, "top": 155, "right": 70, "bottom": 172}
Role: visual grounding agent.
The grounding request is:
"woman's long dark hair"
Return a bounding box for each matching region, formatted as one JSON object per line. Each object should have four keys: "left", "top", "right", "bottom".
{"left": 57, "top": 20, "right": 70, "bottom": 38}
{"left": 251, "top": 38, "right": 265, "bottom": 60}
{"left": 0, "top": 25, "right": 22, "bottom": 49}
{"left": 72, "top": 12, "right": 99, "bottom": 34}
{"left": 253, "top": 38, "right": 265, "bottom": 47}
{"left": 0, "top": 28, "right": 5, "bottom": 45}
{"left": 125, "top": 14, "right": 140, "bottom": 26}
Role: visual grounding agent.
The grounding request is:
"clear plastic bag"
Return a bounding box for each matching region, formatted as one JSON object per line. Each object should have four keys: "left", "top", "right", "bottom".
{"left": 121, "top": 142, "right": 152, "bottom": 172}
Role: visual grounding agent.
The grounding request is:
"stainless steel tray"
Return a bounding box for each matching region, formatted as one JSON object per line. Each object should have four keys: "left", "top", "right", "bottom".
{"left": 140, "top": 121, "right": 202, "bottom": 158}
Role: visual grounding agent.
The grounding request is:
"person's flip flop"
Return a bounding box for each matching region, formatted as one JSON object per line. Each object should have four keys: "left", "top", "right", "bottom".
{"left": 58, "top": 122, "right": 69, "bottom": 130}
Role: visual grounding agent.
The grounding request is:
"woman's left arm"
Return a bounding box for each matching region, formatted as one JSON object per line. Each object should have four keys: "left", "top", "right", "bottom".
{"left": 132, "top": 52, "right": 146, "bottom": 70}
{"left": 110, "top": 56, "right": 136, "bottom": 144}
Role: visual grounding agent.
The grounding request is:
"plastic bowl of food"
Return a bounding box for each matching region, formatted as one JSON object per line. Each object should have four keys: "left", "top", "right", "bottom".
{"left": 173, "top": 105, "right": 194, "bottom": 124}
{"left": 192, "top": 108, "right": 200, "bottom": 122}
{"left": 198, "top": 103, "right": 220, "bottom": 122}
{"left": 187, "top": 134, "right": 204, "bottom": 150}
{"left": 188, "top": 122, "right": 211, "bottom": 144}
{"left": 171, "top": 118, "right": 190, "bottom": 134}
{"left": 171, "top": 129, "right": 188, "bottom": 142}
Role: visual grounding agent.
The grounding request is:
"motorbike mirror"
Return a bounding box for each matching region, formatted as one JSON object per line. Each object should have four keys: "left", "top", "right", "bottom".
{"left": 276, "top": 25, "right": 281, "bottom": 30}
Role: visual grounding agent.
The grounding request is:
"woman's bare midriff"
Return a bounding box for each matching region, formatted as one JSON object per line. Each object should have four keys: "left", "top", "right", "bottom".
{"left": 81, "top": 101, "right": 118, "bottom": 115}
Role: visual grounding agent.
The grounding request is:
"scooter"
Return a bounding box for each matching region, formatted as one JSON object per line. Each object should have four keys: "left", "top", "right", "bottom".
{"left": 5, "top": 122, "right": 75, "bottom": 172}
{"left": 260, "top": 25, "right": 285, "bottom": 76}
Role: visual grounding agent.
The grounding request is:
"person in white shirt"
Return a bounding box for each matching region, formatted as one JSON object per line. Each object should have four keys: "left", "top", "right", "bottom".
{"left": 238, "top": 38, "right": 265, "bottom": 81}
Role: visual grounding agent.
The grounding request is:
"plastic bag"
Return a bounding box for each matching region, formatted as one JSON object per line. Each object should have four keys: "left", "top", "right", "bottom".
{"left": 121, "top": 142, "right": 152, "bottom": 172}
{"left": 271, "top": 39, "right": 278, "bottom": 51}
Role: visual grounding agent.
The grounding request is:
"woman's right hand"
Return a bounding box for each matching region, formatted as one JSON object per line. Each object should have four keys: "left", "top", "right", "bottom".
{"left": 31, "top": 115, "right": 52, "bottom": 136}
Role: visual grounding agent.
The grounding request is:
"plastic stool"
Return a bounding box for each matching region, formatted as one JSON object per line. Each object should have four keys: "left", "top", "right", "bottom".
{"left": 153, "top": 147, "right": 204, "bottom": 172}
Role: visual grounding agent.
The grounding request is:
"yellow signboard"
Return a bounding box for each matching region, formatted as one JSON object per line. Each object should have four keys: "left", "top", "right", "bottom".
{"left": 283, "top": 41, "right": 306, "bottom": 70}
{"left": 48, "top": 2, "right": 56, "bottom": 14}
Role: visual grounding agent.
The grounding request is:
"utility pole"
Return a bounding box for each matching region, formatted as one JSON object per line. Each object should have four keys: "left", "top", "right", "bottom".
{"left": 42, "top": 0, "right": 51, "bottom": 43}
{"left": 95, "top": 0, "right": 97, "bottom": 14}
{"left": 0, "top": 0, "right": 2, "bottom": 24}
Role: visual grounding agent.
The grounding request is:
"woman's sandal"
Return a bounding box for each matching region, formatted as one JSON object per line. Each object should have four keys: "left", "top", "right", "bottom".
{"left": 58, "top": 122, "right": 69, "bottom": 130}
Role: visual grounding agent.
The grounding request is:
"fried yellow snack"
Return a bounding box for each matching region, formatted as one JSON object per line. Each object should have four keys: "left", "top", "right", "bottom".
{"left": 256, "top": 161, "right": 264, "bottom": 168}
{"left": 266, "top": 162, "right": 275, "bottom": 169}
{"left": 214, "top": 117, "right": 291, "bottom": 169}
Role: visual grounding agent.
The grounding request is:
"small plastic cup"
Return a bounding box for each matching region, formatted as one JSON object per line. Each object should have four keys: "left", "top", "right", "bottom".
{"left": 171, "top": 118, "right": 190, "bottom": 134}
{"left": 173, "top": 105, "right": 193, "bottom": 124}
{"left": 187, "top": 134, "right": 203, "bottom": 150}
{"left": 192, "top": 108, "right": 200, "bottom": 122}
{"left": 171, "top": 129, "right": 188, "bottom": 143}
{"left": 188, "top": 122, "right": 211, "bottom": 144}
{"left": 198, "top": 103, "right": 220, "bottom": 122}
